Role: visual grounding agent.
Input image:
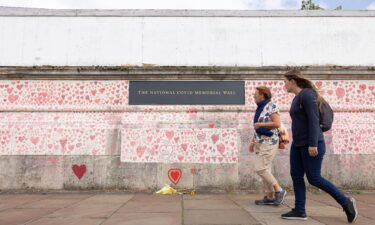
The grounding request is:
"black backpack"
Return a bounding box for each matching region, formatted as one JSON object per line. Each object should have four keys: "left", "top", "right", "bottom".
{"left": 300, "top": 89, "right": 334, "bottom": 132}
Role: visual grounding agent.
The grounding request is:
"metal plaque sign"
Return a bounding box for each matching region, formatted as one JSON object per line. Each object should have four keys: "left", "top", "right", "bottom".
{"left": 129, "top": 81, "right": 245, "bottom": 105}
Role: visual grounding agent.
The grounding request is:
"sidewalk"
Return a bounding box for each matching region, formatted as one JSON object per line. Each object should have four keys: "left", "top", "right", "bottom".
{"left": 0, "top": 191, "right": 374, "bottom": 225}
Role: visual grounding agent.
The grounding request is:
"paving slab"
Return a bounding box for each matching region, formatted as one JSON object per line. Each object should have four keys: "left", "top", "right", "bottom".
{"left": 352, "top": 193, "right": 375, "bottom": 205}
{"left": 79, "top": 194, "right": 134, "bottom": 204}
{"left": 183, "top": 194, "right": 230, "bottom": 200}
{"left": 42, "top": 193, "right": 94, "bottom": 200}
{"left": 184, "top": 209, "right": 260, "bottom": 225}
{"left": 282, "top": 197, "right": 375, "bottom": 225}
{"left": 102, "top": 212, "right": 182, "bottom": 225}
{"left": 230, "top": 194, "right": 325, "bottom": 224}
{"left": 308, "top": 193, "right": 375, "bottom": 221}
{"left": 307, "top": 203, "right": 346, "bottom": 217}
{"left": 117, "top": 200, "right": 181, "bottom": 213}
{"left": 354, "top": 201, "right": 375, "bottom": 221}
{"left": 184, "top": 199, "right": 241, "bottom": 210}
{"left": 46, "top": 202, "right": 124, "bottom": 218}
{"left": 0, "top": 201, "right": 20, "bottom": 212}
{"left": 0, "top": 194, "right": 49, "bottom": 211}
{"left": 283, "top": 194, "right": 337, "bottom": 209}
{"left": 128, "top": 194, "right": 181, "bottom": 202}
{"left": 0, "top": 192, "right": 373, "bottom": 225}
{"left": 251, "top": 212, "right": 325, "bottom": 225}
{"left": 0, "top": 194, "right": 47, "bottom": 201}
{"left": 307, "top": 192, "right": 345, "bottom": 207}
{"left": 311, "top": 215, "right": 375, "bottom": 225}
{"left": 17, "top": 198, "right": 83, "bottom": 209}
{"left": 307, "top": 198, "right": 375, "bottom": 225}
{"left": 229, "top": 194, "right": 288, "bottom": 213}
{"left": 0, "top": 208, "right": 56, "bottom": 225}
{"left": 307, "top": 192, "right": 375, "bottom": 204}
{"left": 27, "top": 217, "right": 105, "bottom": 225}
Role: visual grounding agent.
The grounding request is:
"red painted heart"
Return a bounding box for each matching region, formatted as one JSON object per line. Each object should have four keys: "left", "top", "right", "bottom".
{"left": 136, "top": 146, "right": 147, "bottom": 157}
{"left": 181, "top": 144, "right": 188, "bottom": 152}
{"left": 165, "top": 131, "right": 174, "bottom": 140}
{"left": 30, "top": 137, "right": 39, "bottom": 145}
{"left": 72, "top": 164, "right": 86, "bottom": 180}
{"left": 8, "top": 95, "right": 19, "bottom": 103}
{"left": 211, "top": 134, "right": 219, "bottom": 144}
{"left": 168, "top": 168, "right": 182, "bottom": 185}
{"left": 217, "top": 143, "right": 226, "bottom": 155}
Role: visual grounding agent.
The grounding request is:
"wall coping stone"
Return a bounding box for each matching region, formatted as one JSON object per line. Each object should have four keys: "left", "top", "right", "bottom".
{"left": 1, "top": 7, "right": 375, "bottom": 17}
{"left": 1, "top": 66, "right": 375, "bottom": 80}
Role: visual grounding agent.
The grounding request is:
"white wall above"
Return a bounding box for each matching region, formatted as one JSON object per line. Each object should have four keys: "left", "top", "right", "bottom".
{"left": 1, "top": 9, "right": 374, "bottom": 67}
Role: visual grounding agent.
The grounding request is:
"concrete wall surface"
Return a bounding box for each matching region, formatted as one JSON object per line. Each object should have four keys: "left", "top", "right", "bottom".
{"left": 0, "top": 9, "right": 375, "bottom": 67}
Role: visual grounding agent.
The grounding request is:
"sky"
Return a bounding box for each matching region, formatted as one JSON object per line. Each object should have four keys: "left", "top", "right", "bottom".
{"left": 0, "top": 0, "right": 374, "bottom": 10}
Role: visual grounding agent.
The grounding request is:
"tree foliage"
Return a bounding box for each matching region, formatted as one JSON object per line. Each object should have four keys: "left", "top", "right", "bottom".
{"left": 301, "top": 0, "right": 342, "bottom": 10}
{"left": 301, "top": 0, "right": 324, "bottom": 10}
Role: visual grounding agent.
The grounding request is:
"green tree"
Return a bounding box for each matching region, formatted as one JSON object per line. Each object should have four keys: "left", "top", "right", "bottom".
{"left": 334, "top": 6, "right": 343, "bottom": 10}
{"left": 301, "top": 0, "right": 342, "bottom": 10}
{"left": 301, "top": 0, "right": 324, "bottom": 10}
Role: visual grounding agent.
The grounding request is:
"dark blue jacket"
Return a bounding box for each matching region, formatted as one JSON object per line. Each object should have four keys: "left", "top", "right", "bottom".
{"left": 289, "top": 88, "right": 324, "bottom": 147}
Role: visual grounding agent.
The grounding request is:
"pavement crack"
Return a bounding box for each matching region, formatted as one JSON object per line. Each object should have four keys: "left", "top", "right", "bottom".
{"left": 98, "top": 194, "right": 135, "bottom": 225}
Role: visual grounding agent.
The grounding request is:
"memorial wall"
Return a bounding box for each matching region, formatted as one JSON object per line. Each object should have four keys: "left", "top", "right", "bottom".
{"left": 0, "top": 8, "right": 374, "bottom": 190}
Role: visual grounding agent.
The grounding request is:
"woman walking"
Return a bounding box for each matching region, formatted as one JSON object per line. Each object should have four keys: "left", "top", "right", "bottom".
{"left": 250, "top": 86, "right": 287, "bottom": 206}
{"left": 281, "top": 70, "right": 358, "bottom": 223}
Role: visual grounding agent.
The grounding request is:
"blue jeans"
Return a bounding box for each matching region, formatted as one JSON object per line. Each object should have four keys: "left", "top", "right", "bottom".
{"left": 290, "top": 141, "right": 349, "bottom": 213}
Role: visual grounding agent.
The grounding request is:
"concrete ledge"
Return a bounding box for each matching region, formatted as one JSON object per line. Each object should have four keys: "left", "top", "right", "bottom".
{"left": 1, "top": 7, "right": 375, "bottom": 17}
{"left": 0, "top": 155, "right": 374, "bottom": 190}
{"left": 1, "top": 66, "right": 375, "bottom": 80}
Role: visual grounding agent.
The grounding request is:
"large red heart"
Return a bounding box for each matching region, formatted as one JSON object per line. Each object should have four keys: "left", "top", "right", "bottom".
{"left": 168, "top": 168, "right": 182, "bottom": 185}
{"left": 72, "top": 164, "right": 86, "bottom": 180}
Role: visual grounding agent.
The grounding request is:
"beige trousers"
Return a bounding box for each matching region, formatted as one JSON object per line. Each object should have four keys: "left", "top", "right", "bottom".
{"left": 254, "top": 142, "right": 279, "bottom": 195}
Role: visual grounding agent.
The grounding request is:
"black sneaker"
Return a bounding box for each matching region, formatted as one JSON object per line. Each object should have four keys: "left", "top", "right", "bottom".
{"left": 281, "top": 208, "right": 307, "bottom": 220}
{"left": 343, "top": 197, "right": 358, "bottom": 223}
{"left": 255, "top": 196, "right": 274, "bottom": 205}
{"left": 274, "top": 189, "right": 287, "bottom": 206}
